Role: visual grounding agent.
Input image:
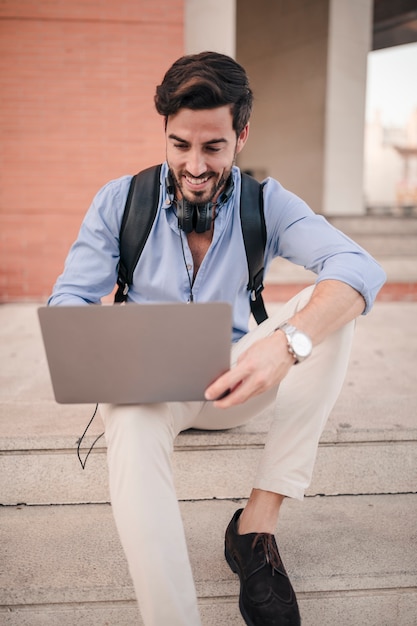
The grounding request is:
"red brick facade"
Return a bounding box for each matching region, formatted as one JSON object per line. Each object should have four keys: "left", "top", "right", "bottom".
{"left": 0, "top": 0, "right": 184, "bottom": 301}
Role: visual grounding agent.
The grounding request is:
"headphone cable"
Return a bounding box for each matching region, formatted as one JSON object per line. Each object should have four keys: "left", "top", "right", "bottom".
{"left": 179, "top": 229, "right": 194, "bottom": 303}
{"left": 76, "top": 403, "right": 104, "bottom": 469}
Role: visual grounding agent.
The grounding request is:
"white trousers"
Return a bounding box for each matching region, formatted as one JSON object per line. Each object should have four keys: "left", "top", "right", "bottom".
{"left": 101, "top": 286, "right": 355, "bottom": 626}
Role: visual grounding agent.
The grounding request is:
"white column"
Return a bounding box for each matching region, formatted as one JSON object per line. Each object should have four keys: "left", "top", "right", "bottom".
{"left": 323, "top": 0, "right": 373, "bottom": 215}
{"left": 184, "top": 0, "right": 236, "bottom": 57}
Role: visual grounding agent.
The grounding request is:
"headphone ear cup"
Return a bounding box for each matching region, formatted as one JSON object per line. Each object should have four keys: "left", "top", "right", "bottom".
{"left": 177, "top": 200, "right": 195, "bottom": 233}
{"left": 177, "top": 200, "right": 213, "bottom": 233}
{"left": 194, "top": 204, "right": 212, "bottom": 233}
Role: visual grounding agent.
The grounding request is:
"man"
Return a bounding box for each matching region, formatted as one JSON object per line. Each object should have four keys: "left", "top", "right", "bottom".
{"left": 49, "top": 52, "right": 386, "bottom": 626}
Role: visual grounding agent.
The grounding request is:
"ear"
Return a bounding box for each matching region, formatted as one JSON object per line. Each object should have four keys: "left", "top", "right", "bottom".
{"left": 236, "top": 123, "right": 249, "bottom": 154}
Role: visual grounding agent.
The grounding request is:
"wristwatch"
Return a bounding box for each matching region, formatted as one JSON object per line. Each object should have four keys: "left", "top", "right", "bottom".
{"left": 277, "top": 322, "right": 312, "bottom": 363}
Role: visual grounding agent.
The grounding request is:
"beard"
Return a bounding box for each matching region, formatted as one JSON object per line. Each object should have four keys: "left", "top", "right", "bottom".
{"left": 169, "top": 166, "right": 233, "bottom": 207}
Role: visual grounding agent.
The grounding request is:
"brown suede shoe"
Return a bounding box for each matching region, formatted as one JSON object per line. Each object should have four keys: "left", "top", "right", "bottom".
{"left": 225, "top": 509, "right": 301, "bottom": 626}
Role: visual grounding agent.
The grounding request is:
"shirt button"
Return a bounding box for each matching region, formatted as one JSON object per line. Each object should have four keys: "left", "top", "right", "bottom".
{"left": 187, "top": 264, "right": 192, "bottom": 270}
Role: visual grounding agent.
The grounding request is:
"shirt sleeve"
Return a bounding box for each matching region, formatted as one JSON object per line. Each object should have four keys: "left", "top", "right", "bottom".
{"left": 48, "top": 176, "right": 132, "bottom": 306}
{"left": 263, "top": 177, "right": 387, "bottom": 314}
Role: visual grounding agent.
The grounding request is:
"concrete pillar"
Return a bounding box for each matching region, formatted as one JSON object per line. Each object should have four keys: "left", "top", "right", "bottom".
{"left": 323, "top": 0, "right": 373, "bottom": 215}
{"left": 236, "top": 0, "right": 373, "bottom": 216}
{"left": 185, "top": 0, "right": 236, "bottom": 56}
{"left": 236, "top": 0, "right": 330, "bottom": 212}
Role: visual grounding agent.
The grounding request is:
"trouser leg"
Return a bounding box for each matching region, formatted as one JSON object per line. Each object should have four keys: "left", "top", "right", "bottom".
{"left": 254, "top": 315, "right": 355, "bottom": 499}
{"left": 101, "top": 402, "right": 202, "bottom": 626}
{"left": 193, "top": 286, "right": 355, "bottom": 500}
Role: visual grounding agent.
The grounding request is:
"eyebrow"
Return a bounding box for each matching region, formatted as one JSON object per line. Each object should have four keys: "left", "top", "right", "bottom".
{"left": 168, "top": 134, "right": 228, "bottom": 146}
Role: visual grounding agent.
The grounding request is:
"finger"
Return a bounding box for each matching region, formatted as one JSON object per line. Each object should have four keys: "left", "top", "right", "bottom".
{"left": 213, "top": 367, "right": 270, "bottom": 408}
{"left": 205, "top": 372, "right": 228, "bottom": 401}
{"left": 212, "top": 376, "right": 263, "bottom": 408}
{"left": 205, "top": 366, "right": 244, "bottom": 401}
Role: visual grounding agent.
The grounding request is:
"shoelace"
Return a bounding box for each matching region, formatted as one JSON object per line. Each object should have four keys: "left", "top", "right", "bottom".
{"left": 251, "top": 533, "right": 283, "bottom": 575}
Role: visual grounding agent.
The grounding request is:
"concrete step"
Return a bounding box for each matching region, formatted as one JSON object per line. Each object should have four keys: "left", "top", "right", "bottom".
{"left": 0, "top": 294, "right": 416, "bottom": 624}
{"left": 2, "top": 418, "right": 415, "bottom": 506}
{"left": 339, "top": 235, "right": 416, "bottom": 257}
{"left": 327, "top": 215, "right": 417, "bottom": 257}
{"left": 327, "top": 214, "right": 417, "bottom": 236}
{"left": 1, "top": 495, "right": 416, "bottom": 626}
{"left": 1, "top": 302, "right": 416, "bottom": 506}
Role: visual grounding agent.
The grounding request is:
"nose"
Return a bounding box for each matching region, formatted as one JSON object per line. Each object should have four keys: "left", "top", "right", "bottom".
{"left": 185, "top": 149, "right": 207, "bottom": 177}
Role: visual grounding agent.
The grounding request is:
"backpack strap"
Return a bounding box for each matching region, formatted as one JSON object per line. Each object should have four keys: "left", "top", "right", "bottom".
{"left": 114, "top": 164, "right": 162, "bottom": 303}
{"left": 240, "top": 173, "right": 268, "bottom": 324}
{"left": 115, "top": 166, "right": 268, "bottom": 325}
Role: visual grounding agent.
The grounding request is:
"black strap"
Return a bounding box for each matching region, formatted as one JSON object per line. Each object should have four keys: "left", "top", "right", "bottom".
{"left": 240, "top": 173, "right": 268, "bottom": 324}
{"left": 114, "top": 165, "right": 162, "bottom": 303}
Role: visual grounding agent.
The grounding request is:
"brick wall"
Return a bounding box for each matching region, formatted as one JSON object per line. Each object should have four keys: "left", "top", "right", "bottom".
{"left": 0, "top": 0, "right": 184, "bottom": 301}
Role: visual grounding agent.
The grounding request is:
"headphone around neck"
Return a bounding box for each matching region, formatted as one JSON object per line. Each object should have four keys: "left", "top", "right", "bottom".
{"left": 167, "top": 172, "right": 234, "bottom": 234}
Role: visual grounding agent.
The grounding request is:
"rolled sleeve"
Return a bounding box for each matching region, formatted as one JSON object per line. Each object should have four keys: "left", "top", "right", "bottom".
{"left": 315, "top": 251, "right": 386, "bottom": 314}
{"left": 263, "top": 179, "right": 387, "bottom": 314}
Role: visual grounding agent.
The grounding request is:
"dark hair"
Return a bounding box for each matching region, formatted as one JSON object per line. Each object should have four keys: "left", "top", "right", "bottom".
{"left": 154, "top": 51, "right": 253, "bottom": 135}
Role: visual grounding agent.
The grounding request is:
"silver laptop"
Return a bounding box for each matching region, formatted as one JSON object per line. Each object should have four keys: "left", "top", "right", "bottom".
{"left": 38, "top": 302, "right": 232, "bottom": 404}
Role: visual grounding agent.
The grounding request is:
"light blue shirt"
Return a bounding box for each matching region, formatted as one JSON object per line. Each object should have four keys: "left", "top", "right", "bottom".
{"left": 49, "top": 162, "right": 386, "bottom": 342}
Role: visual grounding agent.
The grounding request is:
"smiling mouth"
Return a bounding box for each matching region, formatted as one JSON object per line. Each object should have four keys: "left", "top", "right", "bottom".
{"left": 184, "top": 174, "right": 211, "bottom": 186}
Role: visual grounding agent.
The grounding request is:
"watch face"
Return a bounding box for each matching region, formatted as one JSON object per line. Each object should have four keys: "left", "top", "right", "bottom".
{"left": 292, "top": 332, "right": 312, "bottom": 358}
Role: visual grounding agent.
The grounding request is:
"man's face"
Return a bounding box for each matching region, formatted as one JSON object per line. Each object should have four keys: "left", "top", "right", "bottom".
{"left": 166, "top": 105, "right": 249, "bottom": 206}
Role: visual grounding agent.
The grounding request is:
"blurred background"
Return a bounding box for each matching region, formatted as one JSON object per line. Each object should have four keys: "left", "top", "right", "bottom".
{"left": 1, "top": 0, "right": 416, "bottom": 301}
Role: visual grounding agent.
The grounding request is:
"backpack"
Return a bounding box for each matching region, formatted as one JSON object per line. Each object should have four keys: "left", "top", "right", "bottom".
{"left": 114, "top": 164, "right": 268, "bottom": 324}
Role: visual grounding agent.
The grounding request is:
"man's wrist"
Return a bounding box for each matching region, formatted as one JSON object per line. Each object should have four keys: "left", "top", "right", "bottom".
{"left": 276, "top": 322, "right": 313, "bottom": 364}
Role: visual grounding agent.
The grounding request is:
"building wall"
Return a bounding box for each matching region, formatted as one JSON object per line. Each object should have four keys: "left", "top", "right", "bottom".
{"left": 236, "top": 0, "right": 372, "bottom": 216}
{"left": 236, "top": 0, "right": 330, "bottom": 211}
{"left": 0, "top": 0, "right": 183, "bottom": 301}
{"left": 185, "top": 0, "right": 236, "bottom": 56}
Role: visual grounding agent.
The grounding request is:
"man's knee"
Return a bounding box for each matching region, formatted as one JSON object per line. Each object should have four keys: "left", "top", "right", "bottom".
{"left": 103, "top": 403, "right": 175, "bottom": 452}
